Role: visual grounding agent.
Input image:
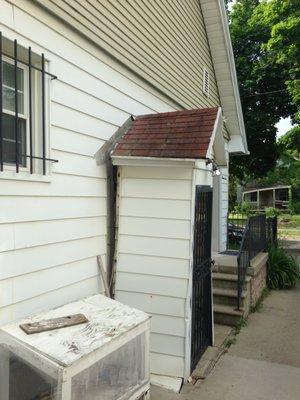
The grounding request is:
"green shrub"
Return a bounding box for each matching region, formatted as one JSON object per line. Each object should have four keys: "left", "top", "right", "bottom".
{"left": 234, "top": 201, "right": 252, "bottom": 215}
{"left": 265, "top": 207, "right": 280, "bottom": 218}
{"left": 289, "top": 200, "right": 300, "bottom": 215}
{"left": 267, "top": 244, "right": 300, "bottom": 289}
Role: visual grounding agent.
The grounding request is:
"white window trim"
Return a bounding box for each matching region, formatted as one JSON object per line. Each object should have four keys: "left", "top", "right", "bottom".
{"left": 0, "top": 53, "right": 52, "bottom": 182}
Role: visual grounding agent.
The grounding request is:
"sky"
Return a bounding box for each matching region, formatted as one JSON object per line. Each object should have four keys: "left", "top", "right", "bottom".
{"left": 276, "top": 117, "right": 293, "bottom": 139}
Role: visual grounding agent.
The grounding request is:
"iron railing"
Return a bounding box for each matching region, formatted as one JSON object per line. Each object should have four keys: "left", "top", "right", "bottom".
{"left": 0, "top": 32, "right": 58, "bottom": 174}
{"left": 236, "top": 214, "right": 268, "bottom": 310}
{"left": 227, "top": 212, "right": 278, "bottom": 309}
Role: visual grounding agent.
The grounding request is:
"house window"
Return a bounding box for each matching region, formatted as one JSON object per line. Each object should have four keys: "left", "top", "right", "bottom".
{"left": 2, "top": 58, "right": 27, "bottom": 167}
{"left": 0, "top": 33, "right": 58, "bottom": 175}
{"left": 276, "top": 189, "right": 288, "bottom": 201}
{"left": 250, "top": 192, "right": 257, "bottom": 202}
{"left": 203, "top": 67, "right": 210, "bottom": 96}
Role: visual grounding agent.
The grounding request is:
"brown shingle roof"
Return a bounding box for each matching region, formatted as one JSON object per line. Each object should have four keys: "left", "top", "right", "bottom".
{"left": 112, "top": 107, "right": 219, "bottom": 159}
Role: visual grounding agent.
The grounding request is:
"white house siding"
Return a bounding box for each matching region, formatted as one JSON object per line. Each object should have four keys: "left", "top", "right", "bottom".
{"left": 115, "top": 166, "right": 193, "bottom": 378}
{"left": 33, "top": 0, "right": 221, "bottom": 110}
{"left": 0, "top": 0, "right": 177, "bottom": 325}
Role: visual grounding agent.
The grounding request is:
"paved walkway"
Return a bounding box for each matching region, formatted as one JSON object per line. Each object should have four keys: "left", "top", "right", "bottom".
{"left": 151, "top": 285, "right": 300, "bottom": 400}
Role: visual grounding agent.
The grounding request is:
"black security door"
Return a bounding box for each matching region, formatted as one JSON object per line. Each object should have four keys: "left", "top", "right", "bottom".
{"left": 191, "top": 186, "right": 213, "bottom": 372}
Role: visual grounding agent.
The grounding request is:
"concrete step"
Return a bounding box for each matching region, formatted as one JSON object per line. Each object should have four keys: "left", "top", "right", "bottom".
{"left": 213, "top": 304, "right": 245, "bottom": 326}
{"left": 212, "top": 272, "right": 250, "bottom": 291}
{"left": 213, "top": 264, "right": 238, "bottom": 274}
{"left": 213, "top": 287, "right": 248, "bottom": 308}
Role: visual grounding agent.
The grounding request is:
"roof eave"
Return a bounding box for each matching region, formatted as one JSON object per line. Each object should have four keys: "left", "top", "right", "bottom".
{"left": 200, "top": 0, "right": 248, "bottom": 155}
{"left": 111, "top": 155, "right": 198, "bottom": 168}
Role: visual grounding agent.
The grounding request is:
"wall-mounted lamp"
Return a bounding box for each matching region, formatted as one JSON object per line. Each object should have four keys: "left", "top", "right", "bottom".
{"left": 206, "top": 158, "right": 221, "bottom": 176}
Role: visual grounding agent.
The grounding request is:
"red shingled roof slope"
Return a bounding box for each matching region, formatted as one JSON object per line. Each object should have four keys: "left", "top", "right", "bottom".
{"left": 112, "top": 107, "right": 219, "bottom": 159}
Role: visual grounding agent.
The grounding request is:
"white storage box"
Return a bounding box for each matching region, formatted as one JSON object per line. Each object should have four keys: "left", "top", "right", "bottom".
{"left": 0, "top": 295, "right": 150, "bottom": 400}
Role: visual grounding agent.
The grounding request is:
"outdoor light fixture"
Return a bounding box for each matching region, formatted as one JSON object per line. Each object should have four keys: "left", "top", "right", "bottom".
{"left": 206, "top": 158, "right": 221, "bottom": 176}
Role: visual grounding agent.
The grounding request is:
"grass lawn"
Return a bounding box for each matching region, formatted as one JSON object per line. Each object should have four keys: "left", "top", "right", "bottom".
{"left": 278, "top": 214, "right": 300, "bottom": 239}
{"left": 228, "top": 212, "right": 300, "bottom": 239}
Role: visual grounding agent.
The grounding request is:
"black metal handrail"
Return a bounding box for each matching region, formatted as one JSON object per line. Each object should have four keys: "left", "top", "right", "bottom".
{"left": 236, "top": 214, "right": 267, "bottom": 310}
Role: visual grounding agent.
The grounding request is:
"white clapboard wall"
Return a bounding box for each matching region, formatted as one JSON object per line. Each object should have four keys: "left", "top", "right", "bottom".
{"left": 115, "top": 166, "right": 194, "bottom": 378}
{"left": 0, "top": 0, "right": 178, "bottom": 325}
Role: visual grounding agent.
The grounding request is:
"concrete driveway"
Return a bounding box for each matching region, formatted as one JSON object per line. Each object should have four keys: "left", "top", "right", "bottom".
{"left": 151, "top": 285, "right": 300, "bottom": 400}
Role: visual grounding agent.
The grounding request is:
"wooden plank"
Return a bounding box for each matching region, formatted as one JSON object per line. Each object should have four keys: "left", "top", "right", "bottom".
{"left": 120, "top": 197, "right": 191, "bottom": 220}
{"left": 0, "top": 277, "right": 102, "bottom": 326}
{"left": 121, "top": 178, "right": 192, "bottom": 200}
{"left": 116, "top": 271, "right": 188, "bottom": 299}
{"left": 118, "top": 235, "right": 190, "bottom": 259}
{"left": 0, "top": 197, "right": 106, "bottom": 223}
{"left": 119, "top": 216, "right": 190, "bottom": 240}
{"left": 19, "top": 313, "right": 88, "bottom": 334}
{"left": 117, "top": 253, "right": 189, "bottom": 279}
{"left": 0, "top": 236, "right": 106, "bottom": 280}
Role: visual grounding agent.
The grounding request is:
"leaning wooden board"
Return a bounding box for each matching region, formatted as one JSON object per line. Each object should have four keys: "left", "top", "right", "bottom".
{"left": 19, "top": 313, "right": 88, "bottom": 334}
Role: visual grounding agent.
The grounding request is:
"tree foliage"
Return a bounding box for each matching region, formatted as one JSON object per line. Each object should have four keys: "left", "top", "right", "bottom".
{"left": 228, "top": 0, "right": 299, "bottom": 181}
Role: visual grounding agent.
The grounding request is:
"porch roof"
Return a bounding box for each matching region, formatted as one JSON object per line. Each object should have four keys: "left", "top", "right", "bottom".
{"left": 111, "top": 107, "right": 221, "bottom": 160}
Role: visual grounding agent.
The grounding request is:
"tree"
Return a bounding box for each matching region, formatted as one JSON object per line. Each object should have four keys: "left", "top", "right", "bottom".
{"left": 278, "top": 125, "right": 300, "bottom": 160}
{"left": 228, "top": 0, "right": 298, "bottom": 181}
{"left": 257, "top": 0, "right": 300, "bottom": 119}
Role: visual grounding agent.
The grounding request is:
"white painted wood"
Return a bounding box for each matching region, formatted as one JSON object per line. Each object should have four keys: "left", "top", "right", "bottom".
{"left": 0, "top": 173, "right": 106, "bottom": 197}
{"left": 120, "top": 198, "right": 191, "bottom": 220}
{"left": 151, "top": 313, "right": 186, "bottom": 338}
{"left": 121, "top": 178, "right": 192, "bottom": 200}
{"left": 0, "top": 236, "right": 106, "bottom": 280}
{"left": 119, "top": 216, "right": 190, "bottom": 240}
{"left": 150, "top": 334, "right": 185, "bottom": 357}
{"left": 12, "top": 257, "right": 100, "bottom": 304}
{"left": 116, "top": 291, "right": 186, "bottom": 318}
{"left": 0, "top": 197, "right": 106, "bottom": 223}
{"left": 150, "top": 353, "right": 184, "bottom": 378}
{"left": 150, "top": 374, "right": 183, "bottom": 393}
{"left": 1, "top": 217, "right": 105, "bottom": 252}
{"left": 0, "top": 0, "right": 179, "bottom": 327}
{"left": 1, "top": 295, "right": 149, "bottom": 367}
{"left": 115, "top": 165, "right": 193, "bottom": 379}
{"left": 117, "top": 254, "right": 190, "bottom": 279}
{"left": 118, "top": 235, "right": 190, "bottom": 259}
{"left": 0, "top": 276, "right": 102, "bottom": 326}
{"left": 0, "top": 295, "right": 150, "bottom": 399}
{"left": 122, "top": 166, "right": 193, "bottom": 180}
{"left": 116, "top": 272, "right": 188, "bottom": 299}
{"left": 52, "top": 150, "right": 106, "bottom": 178}
{"left": 51, "top": 126, "right": 105, "bottom": 157}
{"left": 0, "top": 280, "right": 13, "bottom": 308}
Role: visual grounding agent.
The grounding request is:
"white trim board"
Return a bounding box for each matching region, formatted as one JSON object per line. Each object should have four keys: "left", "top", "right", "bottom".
{"left": 200, "top": 0, "right": 248, "bottom": 154}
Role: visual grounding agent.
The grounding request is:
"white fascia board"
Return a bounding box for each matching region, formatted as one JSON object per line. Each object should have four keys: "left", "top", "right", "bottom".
{"left": 228, "top": 135, "right": 249, "bottom": 154}
{"left": 200, "top": 0, "right": 248, "bottom": 155}
{"left": 111, "top": 155, "right": 197, "bottom": 168}
{"left": 206, "top": 107, "right": 228, "bottom": 165}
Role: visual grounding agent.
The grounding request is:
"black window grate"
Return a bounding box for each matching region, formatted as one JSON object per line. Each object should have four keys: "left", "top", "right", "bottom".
{"left": 0, "top": 32, "right": 58, "bottom": 175}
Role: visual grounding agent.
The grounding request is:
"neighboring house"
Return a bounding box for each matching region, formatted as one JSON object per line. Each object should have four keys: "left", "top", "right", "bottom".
{"left": 243, "top": 185, "right": 291, "bottom": 210}
{"left": 0, "top": 0, "right": 247, "bottom": 384}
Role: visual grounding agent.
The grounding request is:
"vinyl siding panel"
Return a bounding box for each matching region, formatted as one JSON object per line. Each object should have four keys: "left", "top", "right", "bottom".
{"left": 0, "top": 0, "right": 177, "bottom": 324}
{"left": 33, "top": 0, "right": 221, "bottom": 109}
{"left": 115, "top": 166, "right": 193, "bottom": 378}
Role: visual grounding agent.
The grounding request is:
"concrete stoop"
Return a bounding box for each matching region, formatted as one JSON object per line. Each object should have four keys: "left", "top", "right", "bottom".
{"left": 191, "top": 346, "right": 225, "bottom": 380}
{"left": 212, "top": 255, "right": 250, "bottom": 326}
